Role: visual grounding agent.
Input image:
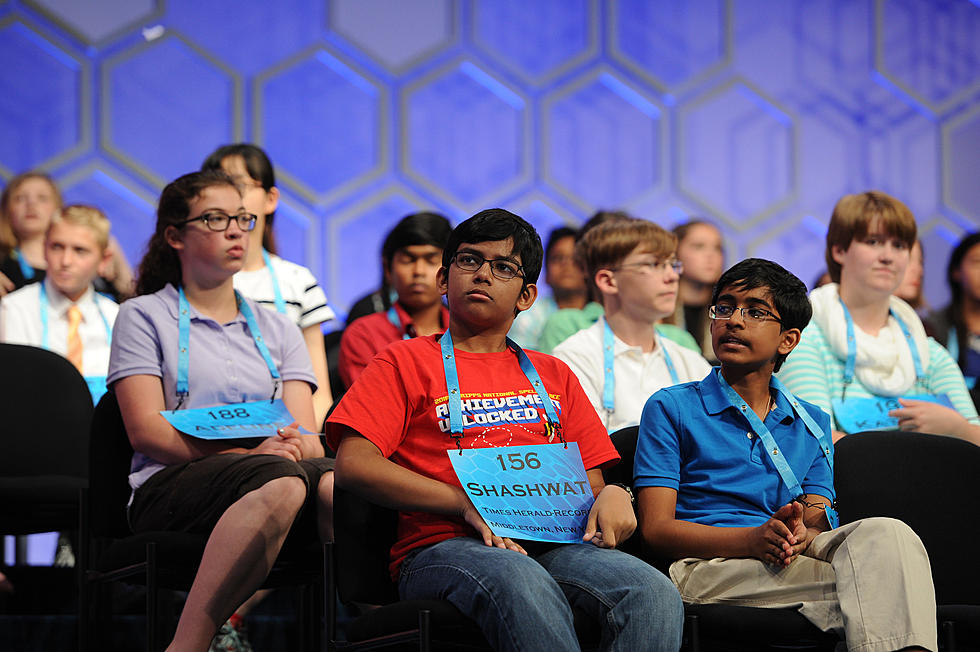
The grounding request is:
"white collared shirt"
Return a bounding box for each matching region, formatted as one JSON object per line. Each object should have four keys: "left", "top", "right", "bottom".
{"left": 0, "top": 278, "right": 118, "bottom": 377}
{"left": 553, "top": 316, "right": 712, "bottom": 433}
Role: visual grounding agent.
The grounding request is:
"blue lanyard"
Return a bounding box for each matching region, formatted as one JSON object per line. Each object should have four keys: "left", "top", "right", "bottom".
{"left": 14, "top": 248, "right": 35, "bottom": 280}
{"left": 38, "top": 281, "right": 112, "bottom": 350}
{"left": 260, "top": 249, "right": 287, "bottom": 314}
{"left": 715, "top": 369, "right": 837, "bottom": 525}
{"left": 601, "top": 319, "right": 678, "bottom": 413}
{"left": 387, "top": 306, "right": 412, "bottom": 340}
{"left": 839, "top": 297, "right": 923, "bottom": 399}
{"left": 176, "top": 286, "right": 280, "bottom": 408}
{"left": 440, "top": 330, "right": 563, "bottom": 452}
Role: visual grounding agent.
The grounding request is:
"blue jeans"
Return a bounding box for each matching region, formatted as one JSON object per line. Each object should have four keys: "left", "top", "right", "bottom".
{"left": 398, "top": 537, "right": 683, "bottom": 652}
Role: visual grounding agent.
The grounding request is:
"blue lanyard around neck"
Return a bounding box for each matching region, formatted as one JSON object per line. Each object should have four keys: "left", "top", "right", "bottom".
{"left": 176, "top": 286, "right": 280, "bottom": 408}
{"left": 839, "top": 297, "right": 923, "bottom": 399}
{"left": 39, "top": 281, "right": 112, "bottom": 349}
{"left": 387, "top": 305, "right": 412, "bottom": 340}
{"left": 601, "top": 319, "right": 678, "bottom": 413}
{"left": 14, "top": 248, "right": 36, "bottom": 280}
{"left": 715, "top": 369, "right": 837, "bottom": 525}
{"left": 440, "top": 330, "right": 563, "bottom": 452}
{"left": 260, "top": 249, "right": 287, "bottom": 314}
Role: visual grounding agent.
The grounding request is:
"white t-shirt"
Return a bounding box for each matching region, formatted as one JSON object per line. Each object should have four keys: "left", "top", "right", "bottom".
{"left": 553, "top": 316, "right": 712, "bottom": 432}
{"left": 233, "top": 253, "right": 334, "bottom": 330}
{"left": 0, "top": 278, "right": 118, "bottom": 378}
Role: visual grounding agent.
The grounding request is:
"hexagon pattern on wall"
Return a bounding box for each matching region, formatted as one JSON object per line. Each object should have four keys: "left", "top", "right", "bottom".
{"left": 0, "top": 17, "right": 88, "bottom": 176}
{"left": 610, "top": 0, "right": 730, "bottom": 92}
{"left": 25, "top": 0, "right": 159, "bottom": 45}
{"left": 403, "top": 59, "right": 530, "bottom": 212}
{"left": 330, "top": 0, "right": 455, "bottom": 73}
{"left": 543, "top": 69, "right": 665, "bottom": 212}
{"left": 876, "top": 0, "right": 980, "bottom": 113}
{"left": 472, "top": 0, "right": 597, "bottom": 85}
{"left": 943, "top": 104, "right": 980, "bottom": 221}
{"left": 1, "top": 0, "right": 978, "bottom": 315}
{"left": 102, "top": 32, "right": 240, "bottom": 188}
{"left": 679, "top": 79, "right": 796, "bottom": 228}
{"left": 256, "top": 46, "right": 387, "bottom": 204}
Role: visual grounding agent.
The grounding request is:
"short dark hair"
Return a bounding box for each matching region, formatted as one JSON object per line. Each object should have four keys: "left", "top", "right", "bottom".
{"left": 711, "top": 258, "right": 812, "bottom": 372}
{"left": 545, "top": 226, "right": 577, "bottom": 261}
{"left": 382, "top": 211, "right": 452, "bottom": 268}
{"left": 443, "top": 208, "right": 543, "bottom": 287}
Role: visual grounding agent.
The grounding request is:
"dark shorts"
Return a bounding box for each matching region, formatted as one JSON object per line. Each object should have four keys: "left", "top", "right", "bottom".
{"left": 129, "top": 453, "right": 334, "bottom": 547}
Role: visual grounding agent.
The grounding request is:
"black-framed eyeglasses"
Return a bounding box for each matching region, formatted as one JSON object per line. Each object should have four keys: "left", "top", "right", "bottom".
{"left": 179, "top": 211, "right": 257, "bottom": 232}
{"left": 451, "top": 252, "right": 524, "bottom": 281}
{"left": 709, "top": 304, "right": 782, "bottom": 325}
{"left": 614, "top": 259, "right": 684, "bottom": 275}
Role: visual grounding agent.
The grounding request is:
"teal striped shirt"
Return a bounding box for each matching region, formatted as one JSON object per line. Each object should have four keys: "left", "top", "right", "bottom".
{"left": 778, "top": 321, "right": 978, "bottom": 432}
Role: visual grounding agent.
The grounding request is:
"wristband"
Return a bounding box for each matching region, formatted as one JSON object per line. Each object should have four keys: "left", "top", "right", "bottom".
{"left": 608, "top": 482, "right": 635, "bottom": 505}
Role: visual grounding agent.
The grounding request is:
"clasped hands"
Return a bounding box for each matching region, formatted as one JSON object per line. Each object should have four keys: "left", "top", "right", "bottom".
{"left": 749, "top": 501, "right": 813, "bottom": 567}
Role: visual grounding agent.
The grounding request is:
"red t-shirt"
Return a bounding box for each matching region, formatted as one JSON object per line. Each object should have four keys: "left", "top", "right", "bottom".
{"left": 338, "top": 302, "right": 450, "bottom": 388}
{"left": 327, "top": 335, "right": 617, "bottom": 577}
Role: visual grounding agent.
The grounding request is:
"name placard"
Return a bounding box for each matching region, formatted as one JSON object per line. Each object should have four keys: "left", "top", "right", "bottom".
{"left": 449, "top": 443, "right": 594, "bottom": 543}
{"left": 161, "top": 398, "right": 312, "bottom": 439}
{"left": 833, "top": 394, "right": 954, "bottom": 433}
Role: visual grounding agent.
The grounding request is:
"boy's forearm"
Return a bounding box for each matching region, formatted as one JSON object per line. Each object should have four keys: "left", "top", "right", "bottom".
{"left": 334, "top": 433, "right": 469, "bottom": 517}
{"left": 641, "top": 518, "right": 755, "bottom": 561}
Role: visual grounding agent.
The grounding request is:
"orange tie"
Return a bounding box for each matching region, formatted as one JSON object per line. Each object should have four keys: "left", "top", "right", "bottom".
{"left": 66, "top": 305, "right": 83, "bottom": 372}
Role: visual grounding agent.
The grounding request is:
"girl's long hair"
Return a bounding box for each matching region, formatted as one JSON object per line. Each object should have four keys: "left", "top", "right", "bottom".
{"left": 135, "top": 170, "right": 238, "bottom": 296}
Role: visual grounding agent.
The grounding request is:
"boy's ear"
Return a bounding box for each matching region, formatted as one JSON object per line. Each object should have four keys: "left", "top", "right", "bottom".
{"left": 97, "top": 246, "right": 114, "bottom": 278}
{"left": 594, "top": 269, "right": 616, "bottom": 296}
{"left": 516, "top": 282, "right": 537, "bottom": 313}
{"left": 777, "top": 328, "right": 802, "bottom": 357}
{"left": 436, "top": 266, "right": 448, "bottom": 296}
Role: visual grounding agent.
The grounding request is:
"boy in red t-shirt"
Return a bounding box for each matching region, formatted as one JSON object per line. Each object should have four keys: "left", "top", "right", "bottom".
{"left": 338, "top": 211, "right": 452, "bottom": 388}
{"left": 327, "top": 209, "right": 683, "bottom": 651}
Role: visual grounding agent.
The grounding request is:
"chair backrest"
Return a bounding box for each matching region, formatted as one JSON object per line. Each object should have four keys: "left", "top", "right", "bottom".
{"left": 0, "top": 343, "right": 93, "bottom": 479}
{"left": 333, "top": 484, "right": 401, "bottom": 605}
{"left": 87, "top": 391, "right": 136, "bottom": 539}
{"left": 604, "top": 426, "right": 638, "bottom": 487}
{"left": 835, "top": 430, "right": 980, "bottom": 605}
{"left": 604, "top": 426, "right": 641, "bottom": 557}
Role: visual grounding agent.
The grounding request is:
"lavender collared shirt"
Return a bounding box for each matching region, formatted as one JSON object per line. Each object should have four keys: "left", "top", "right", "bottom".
{"left": 107, "top": 284, "right": 316, "bottom": 491}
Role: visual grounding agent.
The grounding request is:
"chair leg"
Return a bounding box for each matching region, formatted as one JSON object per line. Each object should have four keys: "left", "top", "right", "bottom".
{"left": 418, "top": 609, "right": 431, "bottom": 652}
{"left": 325, "top": 543, "right": 336, "bottom": 652}
{"left": 146, "top": 542, "right": 158, "bottom": 652}
{"left": 941, "top": 620, "right": 956, "bottom": 652}
{"left": 684, "top": 613, "right": 700, "bottom": 652}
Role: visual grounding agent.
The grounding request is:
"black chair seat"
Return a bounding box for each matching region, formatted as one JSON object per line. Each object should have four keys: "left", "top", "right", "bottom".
{"left": 0, "top": 476, "right": 87, "bottom": 534}
{"left": 685, "top": 603, "right": 838, "bottom": 651}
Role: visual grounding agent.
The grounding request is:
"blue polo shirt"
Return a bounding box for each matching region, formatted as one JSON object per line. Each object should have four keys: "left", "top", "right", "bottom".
{"left": 634, "top": 369, "right": 834, "bottom": 528}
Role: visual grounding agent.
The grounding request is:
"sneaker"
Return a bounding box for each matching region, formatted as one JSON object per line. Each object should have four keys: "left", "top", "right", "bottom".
{"left": 208, "top": 620, "right": 243, "bottom": 652}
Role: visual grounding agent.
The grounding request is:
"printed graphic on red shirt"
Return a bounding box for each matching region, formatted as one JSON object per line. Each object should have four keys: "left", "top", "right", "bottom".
{"left": 434, "top": 389, "right": 563, "bottom": 435}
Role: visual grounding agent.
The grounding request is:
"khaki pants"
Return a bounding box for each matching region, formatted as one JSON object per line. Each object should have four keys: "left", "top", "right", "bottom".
{"left": 670, "top": 517, "right": 937, "bottom": 652}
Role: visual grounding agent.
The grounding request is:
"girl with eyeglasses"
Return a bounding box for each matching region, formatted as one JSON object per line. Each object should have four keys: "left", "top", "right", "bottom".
{"left": 107, "top": 170, "right": 334, "bottom": 650}
{"left": 779, "top": 191, "right": 980, "bottom": 445}
{"left": 202, "top": 144, "right": 335, "bottom": 428}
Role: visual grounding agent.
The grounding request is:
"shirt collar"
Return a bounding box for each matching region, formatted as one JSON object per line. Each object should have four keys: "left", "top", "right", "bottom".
{"left": 393, "top": 300, "right": 449, "bottom": 337}
{"left": 161, "top": 283, "right": 247, "bottom": 325}
{"left": 700, "top": 367, "right": 793, "bottom": 424}
{"left": 44, "top": 277, "right": 95, "bottom": 317}
{"left": 599, "top": 316, "right": 663, "bottom": 358}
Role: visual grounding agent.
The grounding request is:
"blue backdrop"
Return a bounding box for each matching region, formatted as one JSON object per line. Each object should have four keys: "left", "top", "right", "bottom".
{"left": 1, "top": 0, "right": 978, "bottom": 318}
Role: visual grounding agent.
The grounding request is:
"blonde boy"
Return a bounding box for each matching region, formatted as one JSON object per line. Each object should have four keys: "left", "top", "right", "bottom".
{"left": 553, "top": 218, "right": 711, "bottom": 432}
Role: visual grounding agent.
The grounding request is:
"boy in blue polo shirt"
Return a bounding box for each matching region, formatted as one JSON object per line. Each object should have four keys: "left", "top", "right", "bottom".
{"left": 635, "top": 258, "right": 937, "bottom": 652}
